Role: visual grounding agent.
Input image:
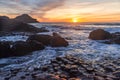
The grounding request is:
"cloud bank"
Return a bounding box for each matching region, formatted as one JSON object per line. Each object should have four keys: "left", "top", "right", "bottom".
{"left": 0, "top": 0, "right": 65, "bottom": 17}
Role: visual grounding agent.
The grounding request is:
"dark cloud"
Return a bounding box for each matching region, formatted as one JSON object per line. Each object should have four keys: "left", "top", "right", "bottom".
{"left": 0, "top": 0, "right": 65, "bottom": 17}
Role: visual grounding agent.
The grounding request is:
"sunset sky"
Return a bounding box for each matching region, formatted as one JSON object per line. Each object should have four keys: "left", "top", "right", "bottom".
{"left": 0, "top": 0, "right": 120, "bottom": 22}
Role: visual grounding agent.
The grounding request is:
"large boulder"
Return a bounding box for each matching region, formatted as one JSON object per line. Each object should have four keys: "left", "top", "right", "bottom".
{"left": 14, "top": 14, "right": 38, "bottom": 23}
{"left": 27, "top": 33, "right": 69, "bottom": 47}
{"left": 89, "top": 29, "right": 112, "bottom": 40}
{"left": 11, "top": 41, "right": 32, "bottom": 56}
{"left": 0, "top": 42, "right": 11, "bottom": 58}
{"left": 11, "top": 41, "right": 45, "bottom": 56}
{"left": 27, "top": 40, "right": 45, "bottom": 51}
{"left": 27, "top": 35, "right": 53, "bottom": 46}
{"left": 50, "top": 33, "right": 69, "bottom": 47}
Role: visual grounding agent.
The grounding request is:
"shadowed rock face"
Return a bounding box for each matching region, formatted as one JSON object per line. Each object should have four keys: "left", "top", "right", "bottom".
{"left": 27, "top": 33, "right": 69, "bottom": 47}
{"left": 0, "top": 41, "right": 45, "bottom": 58}
{"left": 89, "top": 29, "right": 112, "bottom": 40}
{"left": 0, "top": 42, "right": 11, "bottom": 58}
{"left": 0, "top": 16, "right": 10, "bottom": 31}
{"left": 11, "top": 41, "right": 45, "bottom": 56}
{"left": 27, "top": 35, "right": 53, "bottom": 46}
{"left": 14, "top": 14, "right": 39, "bottom": 23}
{"left": 50, "top": 33, "right": 69, "bottom": 47}
{"left": 0, "top": 16, "right": 48, "bottom": 33}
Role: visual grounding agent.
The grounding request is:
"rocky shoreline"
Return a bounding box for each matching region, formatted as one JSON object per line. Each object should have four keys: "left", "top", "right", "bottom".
{"left": 0, "top": 16, "right": 120, "bottom": 80}
{"left": 0, "top": 55, "right": 120, "bottom": 80}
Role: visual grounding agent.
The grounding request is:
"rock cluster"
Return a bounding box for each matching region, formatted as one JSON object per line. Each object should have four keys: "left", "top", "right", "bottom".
{"left": 0, "top": 33, "right": 68, "bottom": 58}
{"left": 0, "top": 55, "right": 119, "bottom": 80}
{"left": 40, "top": 56, "right": 120, "bottom": 80}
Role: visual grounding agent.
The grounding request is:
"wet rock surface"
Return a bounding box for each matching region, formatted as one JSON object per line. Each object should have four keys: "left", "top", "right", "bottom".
{"left": 89, "top": 29, "right": 111, "bottom": 40}
{"left": 27, "top": 33, "right": 69, "bottom": 47}
{"left": 89, "top": 29, "right": 120, "bottom": 45}
{"left": 0, "top": 33, "right": 68, "bottom": 58}
{"left": 50, "top": 33, "right": 69, "bottom": 47}
{"left": 27, "top": 34, "right": 53, "bottom": 46}
{"left": 0, "top": 55, "right": 119, "bottom": 80}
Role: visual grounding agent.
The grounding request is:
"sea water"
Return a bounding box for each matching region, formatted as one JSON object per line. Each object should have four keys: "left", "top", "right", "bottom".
{"left": 0, "top": 23, "right": 120, "bottom": 71}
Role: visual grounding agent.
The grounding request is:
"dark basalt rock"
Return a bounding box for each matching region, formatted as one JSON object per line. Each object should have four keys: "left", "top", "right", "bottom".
{"left": 113, "top": 71, "right": 120, "bottom": 78}
{"left": 11, "top": 41, "right": 32, "bottom": 56}
{"left": 2, "top": 20, "right": 46, "bottom": 33}
{"left": 27, "top": 34, "right": 52, "bottom": 46}
{"left": 27, "top": 40, "right": 45, "bottom": 51}
{"left": 0, "top": 40, "right": 45, "bottom": 58}
{"left": 27, "top": 33, "right": 68, "bottom": 47}
{"left": 0, "top": 42, "right": 11, "bottom": 58}
{"left": 0, "top": 55, "right": 120, "bottom": 80}
{"left": 11, "top": 41, "right": 45, "bottom": 56}
{"left": 14, "top": 14, "right": 39, "bottom": 23}
{"left": 0, "top": 15, "right": 48, "bottom": 33}
{"left": 50, "top": 33, "right": 69, "bottom": 47}
{"left": 89, "top": 29, "right": 111, "bottom": 40}
{"left": 89, "top": 29, "right": 120, "bottom": 45}
{"left": 0, "top": 16, "right": 10, "bottom": 31}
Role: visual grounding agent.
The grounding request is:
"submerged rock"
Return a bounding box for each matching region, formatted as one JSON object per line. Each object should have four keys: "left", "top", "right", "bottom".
{"left": 89, "top": 29, "right": 111, "bottom": 40}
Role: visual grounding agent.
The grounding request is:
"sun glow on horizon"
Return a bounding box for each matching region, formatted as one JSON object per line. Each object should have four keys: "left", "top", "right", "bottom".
{"left": 72, "top": 18, "right": 78, "bottom": 23}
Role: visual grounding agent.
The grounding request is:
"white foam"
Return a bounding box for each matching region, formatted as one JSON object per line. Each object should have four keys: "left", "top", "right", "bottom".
{"left": 0, "top": 36, "right": 28, "bottom": 42}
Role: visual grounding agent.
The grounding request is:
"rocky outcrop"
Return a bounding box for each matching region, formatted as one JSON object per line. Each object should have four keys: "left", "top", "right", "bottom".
{"left": 0, "top": 16, "right": 48, "bottom": 33}
{"left": 27, "top": 33, "right": 69, "bottom": 47}
{"left": 14, "top": 14, "right": 39, "bottom": 23}
{"left": 0, "top": 16, "right": 10, "bottom": 31}
{"left": 89, "top": 29, "right": 111, "bottom": 40}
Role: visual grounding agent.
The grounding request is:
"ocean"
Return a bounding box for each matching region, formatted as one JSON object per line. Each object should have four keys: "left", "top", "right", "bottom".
{"left": 0, "top": 23, "right": 120, "bottom": 71}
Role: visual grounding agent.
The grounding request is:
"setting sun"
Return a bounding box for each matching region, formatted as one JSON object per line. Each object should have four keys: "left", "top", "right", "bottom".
{"left": 72, "top": 18, "right": 78, "bottom": 23}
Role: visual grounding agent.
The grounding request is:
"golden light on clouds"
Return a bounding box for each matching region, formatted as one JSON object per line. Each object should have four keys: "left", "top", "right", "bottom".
{"left": 0, "top": 0, "right": 120, "bottom": 22}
